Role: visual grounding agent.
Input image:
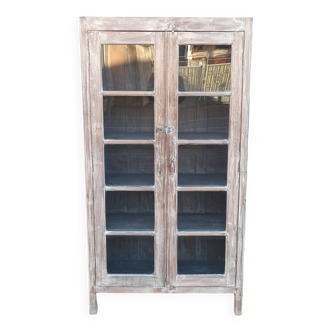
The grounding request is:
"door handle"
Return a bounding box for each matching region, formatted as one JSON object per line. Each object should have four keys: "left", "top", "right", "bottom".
{"left": 169, "top": 157, "right": 175, "bottom": 178}
{"left": 157, "top": 126, "right": 174, "bottom": 134}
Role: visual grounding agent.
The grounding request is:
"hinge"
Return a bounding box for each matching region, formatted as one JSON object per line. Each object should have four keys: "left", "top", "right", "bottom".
{"left": 171, "top": 25, "right": 176, "bottom": 34}
{"left": 157, "top": 126, "right": 174, "bottom": 134}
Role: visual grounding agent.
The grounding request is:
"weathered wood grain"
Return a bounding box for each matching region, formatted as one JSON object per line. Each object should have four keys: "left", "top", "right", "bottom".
{"left": 177, "top": 186, "right": 227, "bottom": 192}
{"left": 177, "top": 91, "right": 231, "bottom": 97}
{"left": 166, "top": 31, "right": 178, "bottom": 288}
{"left": 105, "top": 231, "right": 155, "bottom": 236}
{"left": 178, "top": 139, "right": 229, "bottom": 145}
{"left": 177, "top": 231, "right": 226, "bottom": 236}
{"left": 154, "top": 32, "right": 167, "bottom": 288}
{"left": 89, "top": 31, "right": 107, "bottom": 286}
{"left": 176, "top": 275, "right": 227, "bottom": 287}
{"left": 80, "top": 17, "right": 98, "bottom": 315}
{"left": 104, "top": 185, "right": 155, "bottom": 191}
{"left": 104, "top": 139, "right": 155, "bottom": 145}
{"left": 99, "top": 31, "right": 156, "bottom": 44}
{"left": 102, "top": 91, "right": 155, "bottom": 96}
{"left": 178, "top": 32, "right": 235, "bottom": 45}
{"left": 234, "top": 17, "right": 253, "bottom": 316}
{"left": 99, "top": 275, "right": 157, "bottom": 287}
{"left": 83, "top": 17, "right": 247, "bottom": 32}
{"left": 224, "top": 32, "right": 244, "bottom": 288}
{"left": 95, "top": 286, "right": 236, "bottom": 294}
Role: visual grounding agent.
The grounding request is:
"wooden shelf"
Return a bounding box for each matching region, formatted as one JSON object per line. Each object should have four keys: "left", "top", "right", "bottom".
{"left": 178, "top": 132, "right": 228, "bottom": 142}
{"left": 107, "top": 260, "right": 154, "bottom": 274}
{"left": 105, "top": 174, "right": 154, "bottom": 187}
{"left": 177, "top": 213, "right": 226, "bottom": 233}
{"left": 177, "top": 91, "right": 231, "bottom": 97}
{"left": 178, "top": 174, "right": 227, "bottom": 188}
{"left": 177, "top": 260, "right": 225, "bottom": 275}
{"left": 102, "top": 91, "right": 155, "bottom": 96}
{"left": 104, "top": 131, "right": 154, "bottom": 142}
{"left": 106, "top": 213, "right": 154, "bottom": 232}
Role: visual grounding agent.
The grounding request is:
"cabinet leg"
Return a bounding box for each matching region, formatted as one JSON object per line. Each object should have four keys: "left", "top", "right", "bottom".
{"left": 234, "top": 288, "right": 242, "bottom": 316}
{"left": 89, "top": 288, "right": 98, "bottom": 315}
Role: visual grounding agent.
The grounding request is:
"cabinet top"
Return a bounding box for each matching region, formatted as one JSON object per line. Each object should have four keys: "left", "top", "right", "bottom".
{"left": 80, "top": 17, "right": 253, "bottom": 33}
{"left": 79, "top": 15, "right": 253, "bottom": 17}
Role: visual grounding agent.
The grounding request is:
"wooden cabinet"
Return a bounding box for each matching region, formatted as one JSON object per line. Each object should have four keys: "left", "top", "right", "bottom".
{"left": 80, "top": 17, "right": 252, "bottom": 315}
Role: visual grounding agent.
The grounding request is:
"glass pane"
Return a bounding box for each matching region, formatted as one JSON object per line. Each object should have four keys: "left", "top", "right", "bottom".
{"left": 178, "top": 192, "right": 226, "bottom": 232}
{"left": 179, "top": 45, "right": 231, "bottom": 92}
{"left": 178, "top": 96, "right": 229, "bottom": 140}
{"left": 178, "top": 145, "right": 228, "bottom": 187}
{"left": 103, "top": 96, "right": 154, "bottom": 140}
{"left": 104, "top": 145, "right": 154, "bottom": 186}
{"left": 106, "top": 192, "right": 154, "bottom": 231}
{"left": 177, "top": 236, "right": 225, "bottom": 274}
{"left": 107, "top": 236, "right": 154, "bottom": 274}
{"left": 102, "top": 45, "right": 154, "bottom": 91}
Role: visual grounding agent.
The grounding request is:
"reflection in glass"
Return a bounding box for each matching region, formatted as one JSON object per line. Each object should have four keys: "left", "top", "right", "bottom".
{"left": 177, "top": 192, "right": 226, "bottom": 232}
{"left": 106, "top": 191, "right": 154, "bottom": 231}
{"left": 178, "top": 96, "right": 229, "bottom": 140}
{"left": 104, "top": 145, "right": 154, "bottom": 187}
{"left": 102, "top": 45, "right": 154, "bottom": 91}
{"left": 179, "top": 45, "right": 231, "bottom": 92}
{"left": 178, "top": 145, "right": 228, "bottom": 187}
{"left": 177, "top": 236, "right": 225, "bottom": 274}
{"left": 107, "top": 236, "right": 154, "bottom": 274}
{"left": 103, "top": 96, "right": 154, "bottom": 140}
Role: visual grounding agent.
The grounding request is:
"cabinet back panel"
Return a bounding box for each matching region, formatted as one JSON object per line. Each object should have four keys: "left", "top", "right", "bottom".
{"left": 107, "top": 236, "right": 154, "bottom": 274}
{"left": 103, "top": 96, "right": 154, "bottom": 139}
{"left": 105, "top": 145, "right": 154, "bottom": 174}
{"left": 178, "top": 96, "right": 229, "bottom": 135}
{"left": 178, "top": 192, "right": 226, "bottom": 213}
{"left": 178, "top": 145, "right": 228, "bottom": 174}
{"left": 177, "top": 236, "right": 225, "bottom": 274}
{"left": 106, "top": 191, "right": 154, "bottom": 213}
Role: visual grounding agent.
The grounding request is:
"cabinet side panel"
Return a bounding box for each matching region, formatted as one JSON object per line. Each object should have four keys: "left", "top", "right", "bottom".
{"left": 234, "top": 17, "right": 253, "bottom": 316}
{"left": 80, "top": 17, "right": 97, "bottom": 314}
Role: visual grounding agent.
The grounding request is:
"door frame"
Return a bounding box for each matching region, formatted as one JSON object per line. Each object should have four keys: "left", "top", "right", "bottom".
{"left": 88, "top": 31, "right": 167, "bottom": 287}
{"left": 166, "top": 31, "right": 244, "bottom": 288}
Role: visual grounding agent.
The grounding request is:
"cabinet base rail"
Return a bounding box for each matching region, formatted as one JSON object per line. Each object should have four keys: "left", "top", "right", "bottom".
{"left": 96, "top": 286, "right": 237, "bottom": 295}
{"left": 90, "top": 285, "right": 242, "bottom": 315}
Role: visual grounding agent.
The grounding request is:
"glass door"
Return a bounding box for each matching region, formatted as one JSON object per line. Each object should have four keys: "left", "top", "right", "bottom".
{"left": 166, "top": 32, "right": 244, "bottom": 288}
{"left": 89, "top": 31, "right": 166, "bottom": 287}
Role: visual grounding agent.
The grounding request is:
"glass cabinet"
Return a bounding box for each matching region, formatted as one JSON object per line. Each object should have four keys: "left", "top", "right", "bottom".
{"left": 80, "top": 17, "right": 252, "bottom": 315}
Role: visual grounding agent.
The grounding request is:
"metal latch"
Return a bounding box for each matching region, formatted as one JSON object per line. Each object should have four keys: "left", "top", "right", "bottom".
{"left": 157, "top": 126, "right": 174, "bottom": 134}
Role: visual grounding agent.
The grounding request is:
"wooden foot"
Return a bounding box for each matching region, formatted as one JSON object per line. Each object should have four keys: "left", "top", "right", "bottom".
{"left": 234, "top": 288, "right": 242, "bottom": 316}
{"left": 89, "top": 289, "right": 98, "bottom": 315}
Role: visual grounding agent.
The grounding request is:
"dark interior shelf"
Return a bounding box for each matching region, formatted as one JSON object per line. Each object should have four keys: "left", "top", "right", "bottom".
{"left": 107, "top": 236, "right": 154, "bottom": 274}
{"left": 106, "top": 213, "right": 154, "bottom": 231}
{"left": 177, "top": 260, "right": 225, "bottom": 275}
{"left": 178, "top": 132, "right": 228, "bottom": 141}
{"left": 178, "top": 174, "right": 227, "bottom": 187}
{"left": 178, "top": 213, "right": 226, "bottom": 232}
{"left": 105, "top": 173, "right": 154, "bottom": 187}
{"left": 107, "top": 260, "right": 154, "bottom": 274}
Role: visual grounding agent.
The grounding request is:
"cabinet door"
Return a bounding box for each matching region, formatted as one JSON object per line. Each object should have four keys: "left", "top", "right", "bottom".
{"left": 166, "top": 32, "right": 244, "bottom": 287}
{"left": 89, "top": 32, "right": 167, "bottom": 287}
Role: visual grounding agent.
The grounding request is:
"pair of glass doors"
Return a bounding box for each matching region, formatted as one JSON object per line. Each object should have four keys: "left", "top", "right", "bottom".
{"left": 89, "top": 31, "right": 244, "bottom": 288}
